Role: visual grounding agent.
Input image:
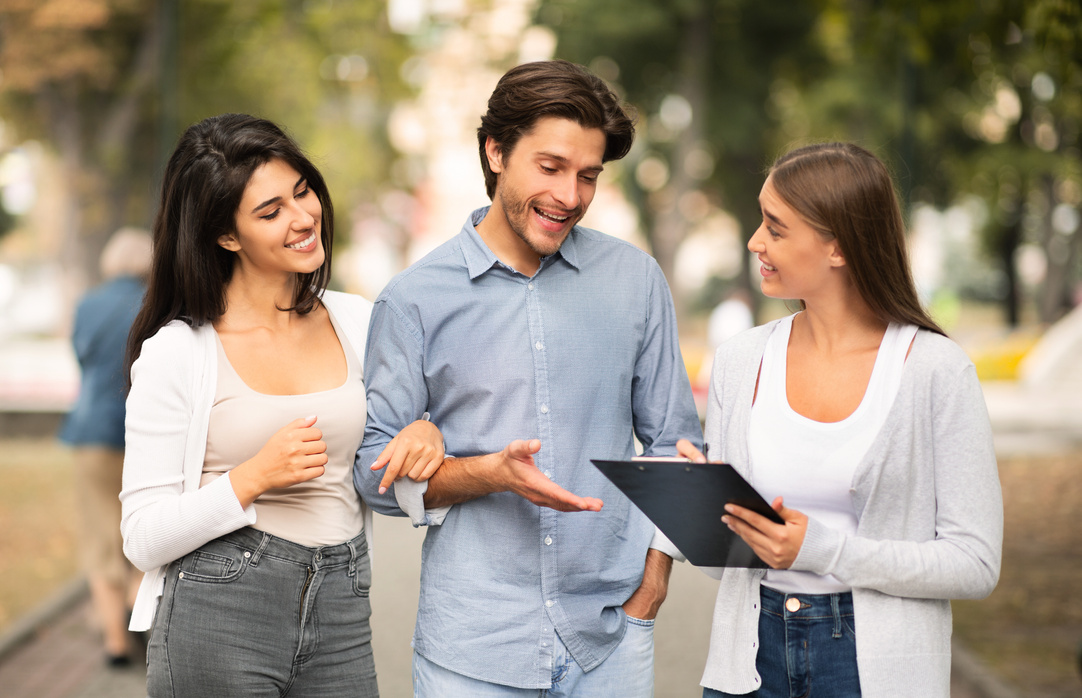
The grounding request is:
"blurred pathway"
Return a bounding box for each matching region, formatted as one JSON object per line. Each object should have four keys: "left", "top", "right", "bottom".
{"left": 0, "top": 516, "right": 1027, "bottom": 698}
{"left": 1, "top": 379, "right": 1070, "bottom": 697}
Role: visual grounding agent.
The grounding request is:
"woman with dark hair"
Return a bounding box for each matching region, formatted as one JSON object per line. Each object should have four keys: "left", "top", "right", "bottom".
{"left": 678, "top": 143, "right": 1002, "bottom": 697}
{"left": 121, "top": 113, "right": 442, "bottom": 696}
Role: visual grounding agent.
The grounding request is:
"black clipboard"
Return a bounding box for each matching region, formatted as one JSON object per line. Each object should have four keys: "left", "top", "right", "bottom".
{"left": 591, "top": 458, "right": 783, "bottom": 568}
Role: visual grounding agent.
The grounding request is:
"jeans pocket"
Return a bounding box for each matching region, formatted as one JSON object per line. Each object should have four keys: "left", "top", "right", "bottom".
{"left": 351, "top": 548, "right": 372, "bottom": 598}
{"left": 626, "top": 615, "right": 655, "bottom": 628}
{"left": 177, "top": 543, "right": 250, "bottom": 583}
{"left": 841, "top": 613, "right": 857, "bottom": 640}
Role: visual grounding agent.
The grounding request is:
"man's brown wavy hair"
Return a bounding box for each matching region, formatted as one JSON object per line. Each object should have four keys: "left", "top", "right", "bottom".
{"left": 477, "top": 60, "right": 635, "bottom": 200}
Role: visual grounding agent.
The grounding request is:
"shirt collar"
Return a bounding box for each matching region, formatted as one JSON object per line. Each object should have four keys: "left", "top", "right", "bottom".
{"left": 461, "top": 206, "right": 581, "bottom": 279}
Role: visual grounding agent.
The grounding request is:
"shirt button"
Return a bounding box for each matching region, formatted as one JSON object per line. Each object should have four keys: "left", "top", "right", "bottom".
{"left": 545, "top": 600, "right": 554, "bottom": 608}
{"left": 540, "top": 405, "right": 550, "bottom": 414}
{"left": 534, "top": 341, "right": 543, "bottom": 351}
{"left": 528, "top": 282, "right": 534, "bottom": 290}
{"left": 543, "top": 471, "right": 553, "bottom": 479}
{"left": 544, "top": 536, "right": 552, "bottom": 545}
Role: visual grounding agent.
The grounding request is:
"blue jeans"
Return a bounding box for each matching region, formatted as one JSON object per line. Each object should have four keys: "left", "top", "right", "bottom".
{"left": 704, "top": 586, "right": 860, "bottom": 698}
{"left": 146, "top": 527, "right": 378, "bottom": 697}
{"left": 413, "top": 615, "right": 655, "bottom": 697}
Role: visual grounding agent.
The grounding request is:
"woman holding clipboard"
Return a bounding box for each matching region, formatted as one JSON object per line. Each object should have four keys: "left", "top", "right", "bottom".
{"left": 677, "top": 143, "right": 1002, "bottom": 698}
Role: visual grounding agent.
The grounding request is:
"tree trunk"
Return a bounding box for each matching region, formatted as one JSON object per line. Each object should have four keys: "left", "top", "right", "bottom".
{"left": 648, "top": 0, "right": 710, "bottom": 317}
{"left": 1037, "top": 206, "right": 1081, "bottom": 324}
{"left": 42, "top": 84, "right": 88, "bottom": 287}
{"left": 999, "top": 217, "right": 1023, "bottom": 327}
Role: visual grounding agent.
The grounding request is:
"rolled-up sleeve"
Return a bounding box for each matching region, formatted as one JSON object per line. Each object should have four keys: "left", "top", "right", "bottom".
{"left": 355, "top": 295, "right": 451, "bottom": 524}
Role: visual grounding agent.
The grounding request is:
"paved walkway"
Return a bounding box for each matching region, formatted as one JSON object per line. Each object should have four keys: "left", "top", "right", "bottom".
{"left": 0, "top": 516, "right": 727, "bottom": 698}
{"left": 1, "top": 380, "right": 1068, "bottom": 697}
{"left": 0, "top": 522, "right": 1026, "bottom": 698}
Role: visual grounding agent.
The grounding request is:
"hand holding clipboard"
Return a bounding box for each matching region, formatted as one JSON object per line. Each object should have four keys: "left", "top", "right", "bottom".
{"left": 591, "top": 445, "right": 787, "bottom": 570}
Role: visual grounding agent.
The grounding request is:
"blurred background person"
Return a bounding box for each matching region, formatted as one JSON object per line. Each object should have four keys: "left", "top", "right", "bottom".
{"left": 706, "top": 289, "right": 754, "bottom": 351}
{"left": 697, "top": 288, "right": 754, "bottom": 388}
{"left": 58, "top": 226, "right": 153, "bottom": 667}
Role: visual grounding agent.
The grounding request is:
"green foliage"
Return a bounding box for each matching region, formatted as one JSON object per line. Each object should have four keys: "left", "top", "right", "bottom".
{"left": 172, "top": 0, "right": 413, "bottom": 238}
{"left": 0, "top": 0, "right": 412, "bottom": 279}
{"left": 537, "top": 0, "right": 825, "bottom": 306}
{"left": 540, "top": 0, "right": 1082, "bottom": 324}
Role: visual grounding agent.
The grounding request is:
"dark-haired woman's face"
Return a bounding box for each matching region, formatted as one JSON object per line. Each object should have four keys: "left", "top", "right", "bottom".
{"left": 747, "top": 176, "right": 844, "bottom": 302}
{"left": 219, "top": 158, "right": 324, "bottom": 279}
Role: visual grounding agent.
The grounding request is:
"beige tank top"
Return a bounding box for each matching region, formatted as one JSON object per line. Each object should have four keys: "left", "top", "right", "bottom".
{"left": 200, "top": 311, "right": 366, "bottom": 547}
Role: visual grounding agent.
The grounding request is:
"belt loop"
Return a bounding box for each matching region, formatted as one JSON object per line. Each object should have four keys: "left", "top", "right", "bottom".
{"left": 831, "top": 593, "right": 842, "bottom": 639}
{"left": 346, "top": 538, "right": 358, "bottom": 577}
{"left": 249, "top": 531, "right": 271, "bottom": 567}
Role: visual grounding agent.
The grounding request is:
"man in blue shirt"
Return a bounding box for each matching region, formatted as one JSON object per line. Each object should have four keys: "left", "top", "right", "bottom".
{"left": 356, "top": 60, "right": 701, "bottom": 695}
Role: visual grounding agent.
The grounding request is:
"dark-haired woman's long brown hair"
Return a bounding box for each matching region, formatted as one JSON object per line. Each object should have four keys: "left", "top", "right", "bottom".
{"left": 126, "top": 114, "right": 335, "bottom": 381}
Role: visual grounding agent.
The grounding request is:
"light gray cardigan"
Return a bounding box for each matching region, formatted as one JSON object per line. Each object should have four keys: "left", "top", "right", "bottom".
{"left": 700, "top": 319, "right": 1003, "bottom": 697}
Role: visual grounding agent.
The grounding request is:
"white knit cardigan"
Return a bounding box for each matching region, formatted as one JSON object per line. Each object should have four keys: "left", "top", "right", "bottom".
{"left": 121, "top": 291, "right": 373, "bottom": 631}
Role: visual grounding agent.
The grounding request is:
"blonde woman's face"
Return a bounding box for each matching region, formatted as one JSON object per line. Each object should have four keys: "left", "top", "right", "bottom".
{"left": 747, "top": 176, "right": 845, "bottom": 301}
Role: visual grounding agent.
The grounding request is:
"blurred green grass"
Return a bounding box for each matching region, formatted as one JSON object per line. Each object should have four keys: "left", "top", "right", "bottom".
{"left": 0, "top": 438, "right": 79, "bottom": 634}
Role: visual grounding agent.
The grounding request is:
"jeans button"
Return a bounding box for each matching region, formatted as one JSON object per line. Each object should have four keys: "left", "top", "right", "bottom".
{"left": 785, "top": 597, "right": 801, "bottom": 613}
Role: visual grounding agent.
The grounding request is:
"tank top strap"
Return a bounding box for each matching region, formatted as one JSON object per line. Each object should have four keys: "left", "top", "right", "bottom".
{"left": 865, "top": 323, "right": 918, "bottom": 409}
{"left": 754, "top": 314, "right": 794, "bottom": 413}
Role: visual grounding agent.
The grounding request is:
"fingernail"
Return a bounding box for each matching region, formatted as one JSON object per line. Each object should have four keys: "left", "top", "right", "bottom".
{"left": 724, "top": 504, "right": 734, "bottom": 513}
{"left": 378, "top": 486, "right": 387, "bottom": 494}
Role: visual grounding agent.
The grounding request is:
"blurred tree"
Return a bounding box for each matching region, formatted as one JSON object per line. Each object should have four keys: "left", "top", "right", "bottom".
{"left": 540, "top": 0, "right": 1082, "bottom": 326}
{"left": 0, "top": 0, "right": 410, "bottom": 288}
{"left": 767, "top": 1, "right": 1017, "bottom": 316}
{"left": 0, "top": 0, "right": 159, "bottom": 285}
{"left": 1016, "top": 0, "right": 1082, "bottom": 323}
{"left": 743, "top": 0, "right": 1082, "bottom": 326}
{"left": 536, "top": 0, "right": 825, "bottom": 316}
{"left": 173, "top": 0, "right": 414, "bottom": 247}
{"left": 909, "top": 0, "right": 1082, "bottom": 325}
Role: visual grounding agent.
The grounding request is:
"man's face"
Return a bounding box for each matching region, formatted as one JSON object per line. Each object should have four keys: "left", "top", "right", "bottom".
{"left": 486, "top": 116, "right": 606, "bottom": 259}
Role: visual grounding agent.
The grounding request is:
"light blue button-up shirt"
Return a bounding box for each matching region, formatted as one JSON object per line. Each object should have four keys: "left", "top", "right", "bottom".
{"left": 355, "top": 207, "right": 701, "bottom": 688}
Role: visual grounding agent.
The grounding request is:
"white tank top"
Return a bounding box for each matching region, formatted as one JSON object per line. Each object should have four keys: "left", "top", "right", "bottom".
{"left": 748, "top": 313, "right": 917, "bottom": 594}
{"left": 200, "top": 310, "right": 367, "bottom": 547}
